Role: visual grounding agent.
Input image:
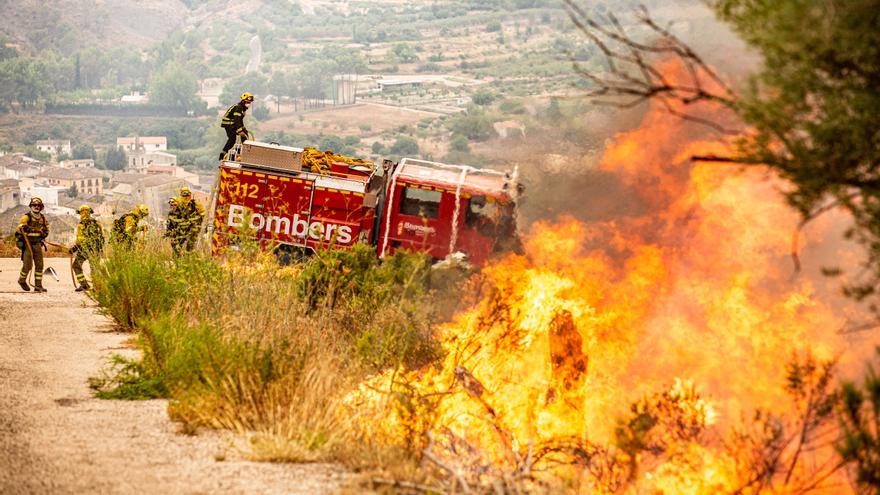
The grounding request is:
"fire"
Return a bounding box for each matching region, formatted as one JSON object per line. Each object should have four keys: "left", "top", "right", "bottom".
{"left": 348, "top": 66, "right": 876, "bottom": 492}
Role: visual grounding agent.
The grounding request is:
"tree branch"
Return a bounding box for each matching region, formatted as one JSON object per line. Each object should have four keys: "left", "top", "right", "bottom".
{"left": 562, "top": 0, "right": 739, "bottom": 132}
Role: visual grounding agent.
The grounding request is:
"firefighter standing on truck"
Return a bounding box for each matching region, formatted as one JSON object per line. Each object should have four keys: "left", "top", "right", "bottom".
{"left": 112, "top": 204, "right": 149, "bottom": 248}
{"left": 70, "top": 205, "right": 104, "bottom": 292}
{"left": 165, "top": 187, "right": 204, "bottom": 255}
{"left": 219, "top": 92, "right": 254, "bottom": 160}
{"left": 15, "top": 197, "right": 49, "bottom": 292}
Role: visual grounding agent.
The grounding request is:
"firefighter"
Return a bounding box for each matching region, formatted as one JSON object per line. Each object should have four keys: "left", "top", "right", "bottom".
{"left": 70, "top": 205, "right": 104, "bottom": 292}
{"left": 165, "top": 187, "right": 205, "bottom": 255}
{"left": 219, "top": 92, "right": 254, "bottom": 160}
{"left": 112, "top": 204, "right": 149, "bottom": 247}
{"left": 15, "top": 197, "right": 49, "bottom": 292}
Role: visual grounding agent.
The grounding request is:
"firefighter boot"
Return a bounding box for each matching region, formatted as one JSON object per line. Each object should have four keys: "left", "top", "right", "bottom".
{"left": 75, "top": 282, "right": 90, "bottom": 292}
{"left": 33, "top": 285, "right": 47, "bottom": 293}
{"left": 18, "top": 280, "right": 30, "bottom": 292}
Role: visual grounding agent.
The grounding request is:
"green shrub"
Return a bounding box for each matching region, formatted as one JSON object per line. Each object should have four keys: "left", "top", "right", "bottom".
{"left": 89, "top": 236, "right": 467, "bottom": 459}
{"left": 89, "top": 242, "right": 181, "bottom": 330}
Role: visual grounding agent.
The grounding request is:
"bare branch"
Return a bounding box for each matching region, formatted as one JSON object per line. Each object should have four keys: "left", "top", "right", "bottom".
{"left": 562, "top": 0, "right": 738, "bottom": 133}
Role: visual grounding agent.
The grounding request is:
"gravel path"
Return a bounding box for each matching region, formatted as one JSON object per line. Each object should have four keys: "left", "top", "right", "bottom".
{"left": 0, "top": 258, "right": 345, "bottom": 494}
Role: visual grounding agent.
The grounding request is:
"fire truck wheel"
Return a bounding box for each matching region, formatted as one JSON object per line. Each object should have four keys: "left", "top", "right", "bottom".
{"left": 274, "top": 245, "right": 312, "bottom": 266}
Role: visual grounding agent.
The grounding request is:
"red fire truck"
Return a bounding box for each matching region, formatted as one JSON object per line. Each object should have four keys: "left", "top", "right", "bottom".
{"left": 211, "top": 141, "right": 521, "bottom": 265}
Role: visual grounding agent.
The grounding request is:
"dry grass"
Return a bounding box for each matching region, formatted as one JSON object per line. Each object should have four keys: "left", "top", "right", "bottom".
{"left": 88, "top": 236, "right": 467, "bottom": 468}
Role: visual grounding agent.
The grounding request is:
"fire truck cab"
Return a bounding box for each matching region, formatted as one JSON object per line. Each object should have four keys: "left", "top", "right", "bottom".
{"left": 377, "top": 158, "right": 520, "bottom": 264}
{"left": 211, "top": 144, "right": 519, "bottom": 266}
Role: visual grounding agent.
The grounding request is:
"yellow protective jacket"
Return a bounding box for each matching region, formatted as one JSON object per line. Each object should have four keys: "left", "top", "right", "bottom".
{"left": 17, "top": 211, "right": 48, "bottom": 243}
{"left": 166, "top": 198, "right": 205, "bottom": 239}
{"left": 220, "top": 102, "right": 249, "bottom": 135}
{"left": 75, "top": 218, "right": 104, "bottom": 255}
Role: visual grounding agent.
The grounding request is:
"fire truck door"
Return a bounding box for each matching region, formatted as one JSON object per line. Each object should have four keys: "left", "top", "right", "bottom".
{"left": 390, "top": 183, "right": 450, "bottom": 257}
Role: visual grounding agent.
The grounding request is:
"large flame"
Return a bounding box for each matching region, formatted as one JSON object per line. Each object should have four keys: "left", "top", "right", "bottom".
{"left": 350, "top": 64, "right": 875, "bottom": 492}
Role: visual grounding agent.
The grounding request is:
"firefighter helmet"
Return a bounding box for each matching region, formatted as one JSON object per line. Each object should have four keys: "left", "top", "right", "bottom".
{"left": 29, "top": 197, "right": 44, "bottom": 209}
{"left": 78, "top": 205, "right": 93, "bottom": 214}
{"left": 240, "top": 92, "right": 254, "bottom": 102}
{"left": 179, "top": 187, "right": 192, "bottom": 197}
{"left": 134, "top": 204, "right": 149, "bottom": 217}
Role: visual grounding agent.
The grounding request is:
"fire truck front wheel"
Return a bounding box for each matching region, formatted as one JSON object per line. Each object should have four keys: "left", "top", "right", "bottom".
{"left": 274, "top": 245, "right": 312, "bottom": 266}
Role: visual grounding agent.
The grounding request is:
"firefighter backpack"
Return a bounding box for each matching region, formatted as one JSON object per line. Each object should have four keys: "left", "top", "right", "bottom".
{"left": 112, "top": 213, "right": 134, "bottom": 241}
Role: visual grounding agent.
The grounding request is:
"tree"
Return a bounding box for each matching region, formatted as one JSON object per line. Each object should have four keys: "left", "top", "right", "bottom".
{"left": 150, "top": 65, "right": 201, "bottom": 111}
{"left": 389, "top": 137, "right": 419, "bottom": 157}
{"left": 0, "top": 58, "right": 53, "bottom": 111}
{"left": 499, "top": 99, "right": 526, "bottom": 114}
{"left": 391, "top": 43, "right": 419, "bottom": 64}
{"left": 219, "top": 73, "right": 269, "bottom": 107}
{"left": 103, "top": 146, "right": 127, "bottom": 171}
{"left": 450, "top": 134, "right": 470, "bottom": 153}
{"left": 72, "top": 144, "right": 97, "bottom": 160}
{"left": 297, "top": 62, "right": 333, "bottom": 105}
{"left": 543, "top": 98, "right": 562, "bottom": 121}
{"left": 269, "top": 70, "right": 295, "bottom": 113}
{"left": 252, "top": 106, "right": 270, "bottom": 121}
{"left": 472, "top": 90, "right": 496, "bottom": 106}
{"left": 448, "top": 108, "right": 495, "bottom": 141}
{"left": 564, "top": 0, "right": 880, "bottom": 307}
{"left": 23, "top": 146, "right": 51, "bottom": 162}
{"left": 838, "top": 348, "right": 880, "bottom": 492}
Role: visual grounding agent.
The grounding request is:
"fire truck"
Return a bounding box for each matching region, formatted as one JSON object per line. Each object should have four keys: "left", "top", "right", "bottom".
{"left": 211, "top": 141, "right": 520, "bottom": 265}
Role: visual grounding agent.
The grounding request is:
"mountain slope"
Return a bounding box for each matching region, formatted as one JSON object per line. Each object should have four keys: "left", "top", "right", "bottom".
{"left": 1, "top": 0, "right": 189, "bottom": 53}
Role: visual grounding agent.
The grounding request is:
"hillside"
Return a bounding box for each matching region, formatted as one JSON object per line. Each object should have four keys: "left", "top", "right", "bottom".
{"left": 1, "top": 0, "right": 189, "bottom": 53}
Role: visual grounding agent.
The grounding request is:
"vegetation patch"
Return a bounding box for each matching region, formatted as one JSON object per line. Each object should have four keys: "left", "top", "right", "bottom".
{"left": 89, "top": 239, "right": 466, "bottom": 463}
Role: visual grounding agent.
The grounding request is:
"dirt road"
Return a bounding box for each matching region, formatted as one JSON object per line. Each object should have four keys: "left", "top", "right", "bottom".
{"left": 0, "top": 258, "right": 344, "bottom": 494}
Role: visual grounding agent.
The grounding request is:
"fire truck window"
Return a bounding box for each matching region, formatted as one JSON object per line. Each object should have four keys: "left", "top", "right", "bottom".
{"left": 466, "top": 195, "right": 499, "bottom": 235}
{"left": 400, "top": 186, "right": 441, "bottom": 218}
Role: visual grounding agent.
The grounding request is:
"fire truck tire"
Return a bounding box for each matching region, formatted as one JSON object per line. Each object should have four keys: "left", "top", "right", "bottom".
{"left": 274, "top": 245, "right": 312, "bottom": 266}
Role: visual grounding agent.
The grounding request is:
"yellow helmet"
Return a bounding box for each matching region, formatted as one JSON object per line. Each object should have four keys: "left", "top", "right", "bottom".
{"left": 179, "top": 187, "right": 192, "bottom": 197}
{"left": 134, "top": 204, "right": 149, "bottom": 217}
{"left": 78, "top": 205, "right": 93, "bottom": 214}
{"left": 241, "top": 92, "right": 254, "bottom": 102}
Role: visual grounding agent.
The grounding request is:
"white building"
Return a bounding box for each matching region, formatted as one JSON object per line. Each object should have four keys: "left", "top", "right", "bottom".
{"left": 117, "top": 136, "right": 168, "bottom": 152}
{"left": 0, "top": 155, "right": 44, "bottom": 179}
{"left": 0, "top": 179, "right": 20, "bottom": 213}
{"left": 58, "top": 159, "right": 96, "bottom": 169}
{"left": 37, "top": 167, "right": 105, "bottom": 197}
{"left": 127, "top": 150, "right": 177, "bottom": 173}
{"left": 120, "top": 92, "right": 148, "bottom": 104}
{"left": 146, "top": 164, "right": 199, "bottom": 186}
{"left": 35, "top": 139, "right": 72, "bottom": 155}
{"left": 18, "top": 178, "right": 66, "bottom": 207}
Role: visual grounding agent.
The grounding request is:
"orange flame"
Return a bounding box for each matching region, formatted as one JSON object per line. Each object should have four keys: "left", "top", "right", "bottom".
{"left": 349, "top": 62, "right": 875, "bottom": 492}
